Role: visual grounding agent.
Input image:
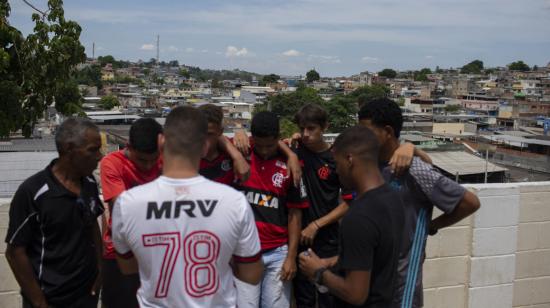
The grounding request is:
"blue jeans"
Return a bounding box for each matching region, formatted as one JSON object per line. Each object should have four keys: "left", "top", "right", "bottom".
{"left": 260, "top": 245, "right": 291, "bottom": 308}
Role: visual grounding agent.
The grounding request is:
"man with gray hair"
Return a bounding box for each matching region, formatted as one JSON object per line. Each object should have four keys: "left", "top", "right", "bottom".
{"left": 5, "top": 117, "right": 104, "bottom": 308}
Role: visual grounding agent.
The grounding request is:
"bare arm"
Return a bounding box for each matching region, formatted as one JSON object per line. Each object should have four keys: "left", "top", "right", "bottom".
{"left": 430, "top": 190, "right": 480, "bottom": 233}
{"left": 218, "top": 135, "right": 250, "bottom": 182}
{"left": 390, "top": 143, "right": 432, "bottom": 175}
{"left": 234, "top": 260, "right": 264, "bottom": 285}
{"left": 322, "top": 270, "right": 371, "bottom": 305}
{"left": 414, "top": 148, "right": 432, "bottom": 165}
{"left": 116, "top": 254, "right": 139, "bottom": 275}
{"left": 301, "top": 202, "right": 349, "bottom": 246}
{"left": 278, "top": 141, "right": 302, "bottom": 187}
{"left": 232, "top": 129, "right": 250, "bottom": 156}
{"left": 5, "top": 245, "right": 48, "bottom": 308}
{"left": 281, "top": 208, "right": 302, "bottom": 281}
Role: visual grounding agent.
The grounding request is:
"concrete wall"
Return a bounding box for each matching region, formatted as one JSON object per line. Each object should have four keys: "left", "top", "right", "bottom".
{"left": 1, "top": 182, "right": 550, "bottom": 307}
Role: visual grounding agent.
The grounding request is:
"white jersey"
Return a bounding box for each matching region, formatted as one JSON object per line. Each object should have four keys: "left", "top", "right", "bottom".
{"left": 112, "top": 175, "right": 261, "bottom": 308}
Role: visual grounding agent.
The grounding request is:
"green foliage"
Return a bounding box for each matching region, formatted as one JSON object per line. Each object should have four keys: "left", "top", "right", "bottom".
{"left": 444, "top": 104, "right": 461, "bottom": 113}
{"left": 0, "top": 0, "right": 86, "bottom": 137}
{"left": 414, "top": 68, "right": 432, "bottom": 81}
{"left": 211, "top": 78, "right": 221, "bottom": 88}
{"left": 306, "top": 69, "right": 320, "bottom": 83}
{"left": 261, "top": 74, "right": 280, "bottom": 85}
{"left": 74, "top": 65, "right": 102, "bottom": 89}
{"left": 178, "top": 69, "right": 190, "bottom": 79}
{"left": 508, "top": 60, "right": 530, "bottom": 72}
{"left": 378, "top": 68, "right": 397, "bottom": 79}
{"left": 259, "top": 85, "right": 389, "bottom": 133}
{"left": 186, "top": 66, "right": 261, "bottom": 82}
{"left": 460, "top": 60, "right": 484, "bottom": 74}
{"left": 280, "top": 118, "right": 298, "bottom": 139}
{"left": 99, "top": 95, "right": 120, "bottom": 110}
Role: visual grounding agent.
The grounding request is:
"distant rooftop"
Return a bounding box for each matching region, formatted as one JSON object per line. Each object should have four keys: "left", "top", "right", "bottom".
{"left": 0, "top": 137, "right": 56, "bottom": 152}
{"left": 430, "top": 151, "right": 507, "bottom": 176}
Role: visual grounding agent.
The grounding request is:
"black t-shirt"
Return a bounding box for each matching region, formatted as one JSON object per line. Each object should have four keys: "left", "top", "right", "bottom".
{"left": 334, "top": 184, "right": 405, "bottom": 308}
{"left": 5, "top": 160, "right": 104, "bottom": 306}
{"left": 294, "top": 145, "right": 343, "bottom": 257}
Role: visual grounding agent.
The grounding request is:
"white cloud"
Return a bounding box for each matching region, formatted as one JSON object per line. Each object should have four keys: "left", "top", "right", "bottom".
{"left": 425, "top": 55, "right": 434, "bottom": 59}
{"left": 185, "top": 47, "right": 195, "bottom": 53}
{"left": 167, "top": 46, "right": 179, "bottom": 52}
{"left": 140, "top": 44, "right": 155, "bottom": 51}
{"left": 361, "top": 56, "right": 379, "bottom": 63}
{"left": 201, "top": 49, "right": 209, "bottom": 53}
{"left": 307, "top": 55, "right": 341, "bottom": 64}
{"left": 225, "top": 46, "right": 249, "bottom": 57}
{"left": 282, "top": 49, "right": 303, "bottom": 57}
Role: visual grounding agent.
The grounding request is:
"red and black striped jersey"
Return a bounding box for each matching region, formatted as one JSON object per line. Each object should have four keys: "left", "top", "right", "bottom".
{"left": 236, "top": 150, "right": 309, "bottom": 251}
{"left": 199, "top": 152, "right": 235, "bottom": 186}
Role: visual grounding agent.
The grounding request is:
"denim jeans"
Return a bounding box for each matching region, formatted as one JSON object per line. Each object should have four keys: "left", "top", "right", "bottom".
{"left": 260, "top": 245, "right": 291, "bottom": 308}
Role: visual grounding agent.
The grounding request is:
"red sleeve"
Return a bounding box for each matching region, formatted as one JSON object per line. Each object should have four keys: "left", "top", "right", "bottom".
{"left": 100, "top": 156, "right": 126, "bottom": 203}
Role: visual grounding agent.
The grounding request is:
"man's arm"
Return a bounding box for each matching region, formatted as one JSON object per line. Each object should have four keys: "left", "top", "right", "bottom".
{"left": 278, "top": 140, "right": 302, "bottom": 187}
{"left": 299, "top": 250, "right": 371, "bottom": 306}
{"left": 116, "top": 253, "right": 139, "bottom": 275}
{"left": 429, "top": 190, "right": 480, "bottom": 234}
{"left": 281, "top": 208, "right": 302, "bottom": 281}
{"left": 301, "top": 202, "right": 349, "bottom": 246}
{"left": 390, "top": 143, "right": 432, "bottom": 175}
{"left": 5, "top": 246, "right": 48, "bottom": 308}
{"left": 233, "top": 260, "right": 264, "bottom": 285}
{"left": 218, "top": 135, "right": 250, "bottom": 182}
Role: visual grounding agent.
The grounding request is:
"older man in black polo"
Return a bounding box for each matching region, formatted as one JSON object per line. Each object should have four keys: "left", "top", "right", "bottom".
{"left": 5, "top": 118, "right": 104, "bottom": 308}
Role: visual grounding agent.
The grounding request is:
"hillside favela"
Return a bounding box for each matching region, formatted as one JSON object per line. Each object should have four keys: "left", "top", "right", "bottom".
{"left": 1, "top": 0, "right": 550, "bottom": 308}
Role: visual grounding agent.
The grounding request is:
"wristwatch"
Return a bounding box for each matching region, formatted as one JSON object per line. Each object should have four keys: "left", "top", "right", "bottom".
{"left": 314, "top": 267, "right": 329, "bottom": 294}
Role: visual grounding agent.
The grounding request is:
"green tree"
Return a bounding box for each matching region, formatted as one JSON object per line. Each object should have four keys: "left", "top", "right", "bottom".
{"left": 211, "top": 78, "right": 221, "bottom": 88}
{"left": 444, "top": 104, "right": 461, "bottom": 113}
{"left": 508, "top": 61, "right": 530, "bottom": 72}
{"left": 378, "top": 68, "right": 397, "bottom": 79}
{"left": 280, "top": 118, "right": 299, "bottom": 139}
{"left": 97, "top": 55, "right": 115, "bottom": 67}
{"left": 533, "top": 65, "right": 539, "bottom": 71}
{"left": 414, "top": 68, "right": 432, "bottom": 81}
{"left": 99, "top": 95, "right": 120, "bottom": 110}
{"left": 74, "top": 65, "right": 102, "bottom": 89}
{"left": 262, "top": 74, "right": 280, "bottom": 85}
{"left": 461, "top": 60, "right": 484, "bottom": 74}
{"left": 178, "top": 69, "right": 190, "bottom": 79}
{"left": 306, "top": 69, "right": 320, "bottom": 83}
{"left": 0, "top": 0, "right": 86, "bottom": 138}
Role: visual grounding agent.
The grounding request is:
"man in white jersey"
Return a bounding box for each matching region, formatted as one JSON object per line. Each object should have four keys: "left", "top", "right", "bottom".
{"left": 112, "top": 106, "right": 263, "bottom": 307}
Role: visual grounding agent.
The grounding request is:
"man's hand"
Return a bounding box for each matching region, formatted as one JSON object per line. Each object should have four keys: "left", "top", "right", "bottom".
{"left": 287, "top": 154, "right": 302, "bottom": 188}
{"left": 280, "top": 257, "right": 297, "bottom": 281}
{"left": 300, "top": 222, "right": 319, "bottom": 246}
{"left": 389, "top": 142, "right": 415, "bottom": 176}
{"left": 233, "top": 157, "right": 250, "bottom": 182}
{"left": 298, "top": 249, "right": 325, "bottom": 281}
{"left": 233, "top": 129, "right": 250, "bottom": 156}
{"left": 91, "top": 269, "right": 102, "bottom": 296}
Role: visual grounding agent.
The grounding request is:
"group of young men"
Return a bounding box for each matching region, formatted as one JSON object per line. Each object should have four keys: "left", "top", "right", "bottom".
{"left": 5, "top": 97, "right": 480, "bottom": 308}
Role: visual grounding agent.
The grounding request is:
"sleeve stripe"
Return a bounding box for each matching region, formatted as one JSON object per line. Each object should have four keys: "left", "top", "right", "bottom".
{"left": 9, "top": 212, "right": 38, "bottom": 245}
{"left": 233, "top": 251, "right": 262, "bottom": 263}
{"left": 287, "top": 201, "right": 309, "bottom": 209}
{"left": 115, "top": 250, "right": 134, "bottom": 259}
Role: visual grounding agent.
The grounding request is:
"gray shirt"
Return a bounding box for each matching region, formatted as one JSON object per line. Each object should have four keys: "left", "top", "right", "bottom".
{"left": 382, "top": 157, "right": 466, "bottom": 308}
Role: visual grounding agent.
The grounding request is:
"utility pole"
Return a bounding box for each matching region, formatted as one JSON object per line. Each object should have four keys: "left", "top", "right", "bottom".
{"left": 92, "top": 42, "right": 95, "bottom": 60}
{"left": 156, "top": 35, "right": 160, "bottom": 64}
{"left": 484, "top": 148, "right": 489, "bottom": 183}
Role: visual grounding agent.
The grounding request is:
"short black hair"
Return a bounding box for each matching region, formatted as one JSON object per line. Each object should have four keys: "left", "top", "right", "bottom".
{"left": 129, "top": 118, "right": 163, "bottom": 153}
{"left": 294, "top": 104, "right": 328, "bottom": 127}
{"left": 251, "top": 111, "right": 279, "bottom": 138}
{"left": 333, "top": 126, "right": 380, "bottom": 164}
{"left": 198, "top": 104, "right": 223, "bottom": 126}
{"left": 164, "top": 106, "right": 207, "bottom": 160}
{"left": 358, "top": 98, "right": 403, "bottom": 138}
{"left": 55, "top": 117, "right": 99, "bottom": 155}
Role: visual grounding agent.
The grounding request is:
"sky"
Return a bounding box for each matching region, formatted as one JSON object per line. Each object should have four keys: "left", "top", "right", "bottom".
{"left": 7, "top": 0, "right": 550, "bottom": 77}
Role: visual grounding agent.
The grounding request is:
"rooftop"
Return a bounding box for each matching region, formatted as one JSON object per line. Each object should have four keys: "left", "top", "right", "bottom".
{"left": 429, "top": 151, "right": 508, "bottom": 175}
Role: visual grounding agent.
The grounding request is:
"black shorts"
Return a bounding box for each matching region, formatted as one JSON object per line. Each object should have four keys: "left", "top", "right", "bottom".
{"left": 101, "top": 258, "right": 140, "bottom": 308}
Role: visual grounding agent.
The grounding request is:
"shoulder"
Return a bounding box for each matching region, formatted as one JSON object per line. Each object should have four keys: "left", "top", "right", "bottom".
{"left": 17, "top": 169, "right": 49, "bottom": 198}
{"left": 205, "top": 179, "right": 247, "bottom": 204}
{"left": 101, "top": 150, "right": 127, "bottom": 168}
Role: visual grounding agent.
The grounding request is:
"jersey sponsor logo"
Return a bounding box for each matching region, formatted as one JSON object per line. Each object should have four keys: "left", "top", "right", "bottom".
{"left": 246, "top": 191, "right": 279, "bottom": 209}
{"left": 146, "top": 200, "right": 218, "bottom": 219}
{"left": 317, "top": 165, "right": 331, "bottom": 180}
{"left": 272, "top": 172, "right": 285, "bottom": 188}
{"left": 275, "top": 160, "right": 287, "bottom": 169}
{"left": 221, "top": 159, "right": 232, "bottom": 172}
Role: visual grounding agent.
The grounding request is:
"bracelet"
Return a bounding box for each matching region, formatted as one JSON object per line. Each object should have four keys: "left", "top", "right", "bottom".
{"left": 313, "top": 220, "right": 321, "bottom": 229}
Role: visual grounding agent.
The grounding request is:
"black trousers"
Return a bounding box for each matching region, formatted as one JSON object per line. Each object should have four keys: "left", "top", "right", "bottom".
{"left": 101, "top": 258, "right": 140, "bottom": 308}
{"left": 294, "top": 244, "right": 337, "bottom": 308}
{"left": 23, "top": 294, "right": 98, "bottom": 308}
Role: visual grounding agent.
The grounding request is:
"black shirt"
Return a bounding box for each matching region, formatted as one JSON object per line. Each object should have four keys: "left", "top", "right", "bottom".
{"left": 334, "top": 184, "right": 405, "bottom": 308}
{"left": 295, "top": 145, "right": 343, "bottom": 257}
{"left": 5, "top": 160, "right": 103, "bottom": 306}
